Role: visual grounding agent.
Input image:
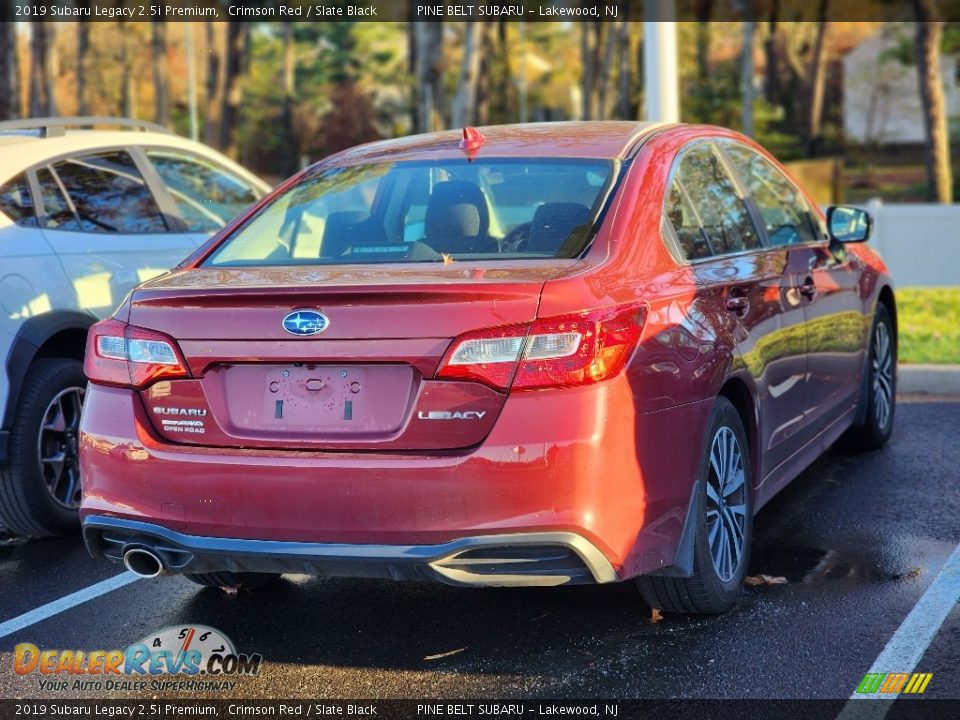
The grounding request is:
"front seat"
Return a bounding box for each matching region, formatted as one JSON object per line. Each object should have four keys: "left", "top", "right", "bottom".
{"left": 423, "top": 181, "right": 498, "bottom": 255}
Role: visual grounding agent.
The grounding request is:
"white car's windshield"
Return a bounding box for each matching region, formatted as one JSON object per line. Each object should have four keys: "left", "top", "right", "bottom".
{"left": 204, "top": 158, "right": 617, "bottom": 266}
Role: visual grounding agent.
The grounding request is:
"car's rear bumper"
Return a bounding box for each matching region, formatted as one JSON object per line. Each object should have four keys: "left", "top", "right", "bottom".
{"left": 82, "top": 515, "right": 617, "bottom": 586}
{"left": 79, "top": 383, "right": 711, "bottom": 582}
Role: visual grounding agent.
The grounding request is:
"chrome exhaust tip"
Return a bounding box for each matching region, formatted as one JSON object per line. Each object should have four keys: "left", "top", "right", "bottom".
{"left": 122, "top": 547, "right": 167, "bottom": 578}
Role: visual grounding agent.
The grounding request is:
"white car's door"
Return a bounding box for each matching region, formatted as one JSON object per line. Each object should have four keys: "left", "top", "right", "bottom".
{"left": 35, "top": 150, "right": 201, "bottom": 318}
{"left": 0, "top": 174, "right": 77, "bottom": 329}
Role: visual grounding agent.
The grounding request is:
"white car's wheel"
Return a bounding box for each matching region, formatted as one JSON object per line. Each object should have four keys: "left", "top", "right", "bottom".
{"left": 0, "top": 358, "right": 86, "bottom": 537}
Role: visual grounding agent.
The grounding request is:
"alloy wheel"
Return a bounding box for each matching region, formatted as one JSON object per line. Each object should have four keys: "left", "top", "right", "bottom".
{"left": 705, "top": 426, "right": 747, "bottom": 582}
{"left": 872, "top": 322, "right": 893, "bottom": 431}
{"left": 37, "top": 386, "right": 86, "bottom": 509}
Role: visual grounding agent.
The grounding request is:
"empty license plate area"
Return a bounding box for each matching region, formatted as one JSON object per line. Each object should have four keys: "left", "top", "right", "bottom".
{"left": 219, "top": 363, "right": 416, "bottom": 437}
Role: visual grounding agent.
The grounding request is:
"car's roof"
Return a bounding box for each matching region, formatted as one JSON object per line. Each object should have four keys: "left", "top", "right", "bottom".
{"left": 0, "top": 130, "right": 269, "bottom": 191}
{"left": 322, "top": 121, "right": 671, "bottom": 167}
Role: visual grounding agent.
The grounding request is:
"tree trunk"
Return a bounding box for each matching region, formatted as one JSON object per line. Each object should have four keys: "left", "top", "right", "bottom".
{"left": 118, "top": 22, "right": 134, "bottom": 117}
{"left": 913, "top": 10, "right": 953, "bottom": 203}
{"left": 414, "top": 22, "right": 444, "bottom": 132}
{"left": 695, "top": 0, "right": 713, "bottom": 81}
{"left": 76, "top": 21, "right": 89, "bottom": 115}
{"left": 220, "top": 19, "right": 244, "bottom": 158}
{"left": 29, "top": 22, "right": 51, "bottom": 116}
{"left": 741, "top": 19, "right": 755, "bottom": 137}
{"left": 763, "top": 3, "right": 781, "bottom": 104}
{"left": 580, "top": 24, "right": 600, "bottom": 120}
{"left": 0, "top": 21, "right": 18, "bottom": 119}
{"left": 598, "top": 24, "right": 618, "bottom": 120}
{"left": 617, "top": 2, "right": 632, "bottom": 120}
{"left": 804, "top": 7, "right": 830, "bottom": 156}
{"left": 475, "top": 22, "right": 492, "bottom": 125}
{"left": 281, "top": 21, "right": 297, "bottom": 175}
{"left": 203, "top": 22, "right": 220, "bottom": 147}
{"left": 452, "top": 22, "right": 482, "bottom": 127}
{"left": 152, "top": 22, "right": 169, "bottom": 126}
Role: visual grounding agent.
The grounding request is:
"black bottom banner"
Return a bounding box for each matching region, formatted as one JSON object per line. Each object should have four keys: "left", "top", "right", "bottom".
{"left": 3, "top": 700, "right": 960, "bottom": 720}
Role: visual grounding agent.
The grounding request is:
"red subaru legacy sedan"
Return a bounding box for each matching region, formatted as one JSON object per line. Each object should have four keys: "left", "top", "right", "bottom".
{"left": 79, "top": 122, "right": 895, "bottom": 613}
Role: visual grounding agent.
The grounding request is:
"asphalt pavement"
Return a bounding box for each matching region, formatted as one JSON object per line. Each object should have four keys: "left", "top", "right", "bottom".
{"left": 0, "top": 397, "right": 958, "bottom": 701}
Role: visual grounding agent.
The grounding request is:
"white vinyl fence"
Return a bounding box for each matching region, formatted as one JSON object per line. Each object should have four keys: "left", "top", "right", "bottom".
{"left": 862, "top": 203, "right": 960, "bottom": 287}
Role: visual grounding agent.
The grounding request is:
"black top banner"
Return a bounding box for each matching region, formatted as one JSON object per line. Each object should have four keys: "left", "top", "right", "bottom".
{"left": 5, "top": 0, "right": 960, "bottom": 23}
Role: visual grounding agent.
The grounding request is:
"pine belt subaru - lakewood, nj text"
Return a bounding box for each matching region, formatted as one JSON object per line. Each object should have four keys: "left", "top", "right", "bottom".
{"left": 79, "top": 122, "right": 895, "bottom": 613}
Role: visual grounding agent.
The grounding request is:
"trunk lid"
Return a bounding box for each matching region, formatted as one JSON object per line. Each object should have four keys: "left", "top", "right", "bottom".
{"left": 130, "top": 262, "right": 570, "bottom": 451}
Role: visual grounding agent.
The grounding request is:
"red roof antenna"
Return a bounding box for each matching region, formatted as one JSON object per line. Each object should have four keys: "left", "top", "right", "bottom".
{"left": 459, "top": 126, "right": 485, "bottom": 155}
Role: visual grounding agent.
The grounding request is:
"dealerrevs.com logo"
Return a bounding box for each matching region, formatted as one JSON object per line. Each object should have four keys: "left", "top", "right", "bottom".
{"left": 14, "top": 625, "right": 262, "bottom": 693}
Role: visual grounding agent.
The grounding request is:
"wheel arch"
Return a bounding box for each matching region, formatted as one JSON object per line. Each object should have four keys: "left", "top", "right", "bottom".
{"left": 877, "top": 285, "right": 897, "bottom": 347}
{"left": 2, "top": 311, "right": 95, "bottom": 441}
{"left": 853, "top": 286, "right": 896, "bottom": 426}
{"left": 717, "top": 377, "right": 758, "bottom": 493}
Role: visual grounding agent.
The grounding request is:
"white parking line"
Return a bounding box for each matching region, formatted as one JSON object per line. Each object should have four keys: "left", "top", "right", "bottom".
{"left": 836, "top": 541, "right": 960, "bottom": 719}
{"left": 0, "top": 572, "right": 141, "bottom": 639}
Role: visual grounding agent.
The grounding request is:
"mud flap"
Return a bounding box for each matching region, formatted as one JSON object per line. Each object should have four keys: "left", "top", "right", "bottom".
{"left": 646, "top": 480, "right": 700, "bottom": 578}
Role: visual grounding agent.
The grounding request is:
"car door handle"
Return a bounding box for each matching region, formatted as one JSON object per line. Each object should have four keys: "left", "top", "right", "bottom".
{"left": 799, "top": 279, "right": 818, "bottom": 299}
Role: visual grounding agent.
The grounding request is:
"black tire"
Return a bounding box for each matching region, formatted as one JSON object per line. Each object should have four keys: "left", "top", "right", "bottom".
{"left": 0, "top": 358, "right": 86, "bottom": 537}
{"left": 637, "top": 396, "right": 753, "bottom": 614}
{"left": 184, "top": 571, "right": 282, "bottom": 590}
{"left": 840, "top": 304, "right": 896, "bottom": 451}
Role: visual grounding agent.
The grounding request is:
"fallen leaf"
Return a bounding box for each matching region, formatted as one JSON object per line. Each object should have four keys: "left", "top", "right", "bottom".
{"left": 424, "top": 647, "right": 466, "bottom": 661}
{"left": 442, "top": 253, "right": 455, "bottom": 265}
{"left": 745, "top": 574, "right": 788, "bottom": 586}
{"left": 644, "top": 608, "right": 664, "bottom": 624}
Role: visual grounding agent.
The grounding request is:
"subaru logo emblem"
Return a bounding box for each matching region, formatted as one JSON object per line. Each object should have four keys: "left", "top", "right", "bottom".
{"left": 282, "top": 310, "right": 329, "bottom": 336}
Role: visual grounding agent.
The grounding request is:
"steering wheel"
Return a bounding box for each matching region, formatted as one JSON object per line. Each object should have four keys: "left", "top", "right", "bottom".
{"left": 501, "top": 222, "right": 533, "bottom": 252}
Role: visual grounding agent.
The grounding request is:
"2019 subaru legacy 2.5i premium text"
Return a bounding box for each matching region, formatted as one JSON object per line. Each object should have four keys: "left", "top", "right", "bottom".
{"left": 79, "top": 122, "right": 895, "bottom": 613}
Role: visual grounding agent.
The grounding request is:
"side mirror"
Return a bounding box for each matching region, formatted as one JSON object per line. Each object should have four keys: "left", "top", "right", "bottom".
{"left": 826, "top": 206, "right": 872, "bottom": 244}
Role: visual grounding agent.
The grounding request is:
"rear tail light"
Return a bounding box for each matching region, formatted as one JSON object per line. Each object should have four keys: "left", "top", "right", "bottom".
{"left": 437, "top": 304, "right": 646, "bottom": 392}
{"left": 85, "top": 319, "right": 190, "bottom": 389}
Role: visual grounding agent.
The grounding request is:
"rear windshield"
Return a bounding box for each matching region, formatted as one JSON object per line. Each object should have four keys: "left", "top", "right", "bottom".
{"left": 204, "top": 158, "right": 617, "bottom": 267}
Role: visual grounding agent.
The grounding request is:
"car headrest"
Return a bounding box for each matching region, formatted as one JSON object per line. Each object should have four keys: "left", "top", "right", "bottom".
{"left": 320, "top": 211, "right": 387, "bottom": 258}
{"left": 424, "top": 181, "right": 489, "bottom": 239}
{"left": 527, "top": 203, "right": 591, "bottom": 253}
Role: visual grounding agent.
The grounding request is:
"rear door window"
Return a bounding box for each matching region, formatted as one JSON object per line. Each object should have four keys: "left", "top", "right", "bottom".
{"left": 674, "top": 144, "right": 760, "bottom": 256}
{"left": 0, "top": 174, "right": 38, "bottom": 228}
{"left": 52, "top": 151, "right": 167, "bottom": 233}
{"left": 665, "top": 179, "right": 712, "bottom": 260}
{"left": 146, "top": 150, "right": 261, "bottom": 232}
{"left": 722, "top": 143, "right": 821, "bottom": 246}
{"left": 35, "top": 167, "right": 81, "bottom": 231}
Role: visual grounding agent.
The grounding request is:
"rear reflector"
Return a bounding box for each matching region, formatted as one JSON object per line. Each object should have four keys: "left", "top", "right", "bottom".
{"left": 437, "top": 304, "right": 646, "bottom": 392}
{"left": 85, "top": 319, "right": 190, "bottom": 389}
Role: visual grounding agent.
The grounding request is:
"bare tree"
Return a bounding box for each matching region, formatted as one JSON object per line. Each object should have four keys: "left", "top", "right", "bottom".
{"left": 616, "top": 5, "right": 632, "bottom": 120}
{"left": 597, "top": 23, "right": 619, "bottom": 119}
{"left": 76, "top": 21, "right": 89, "bottom": 115}
{"left": 219, "top": 20, "right": 244, "bottom": 158}
{"left": 152, "top": 22, "right": 170, "bottom": 126}
{"left": 695, "top": 0, "right": 713, "bottom": 81}
{"left": 805, "top": 3, "right": 831, "bottom": 156}
{"left": 0, "top": 21, "right": 19, "bottom": 119}
{"left": 29, "top": 22, "right": 55, "bottom": 116}
{"left": 118, "top": 21, "right": 134, "bottom": 117}
{"left": 580, "top": 24, "right": 600, "bottom": 119}
{"left": 475, "top": 23, "right": 493, "bottom": 125}
{"left": 413, "top": 22, "right": 444, "bottom": 132}
{"left": 452, "top": 22, "right": 483, "bottom": 127}
{"left": 913, "top": 9, "right": 953, "bottom": 203}
{"left": 281, "top": 21, "right": 297, "bottom": 175}
{"left": 203, "top": 22, "right": 220, "bottom": 147}
{"left": 741, "top": 17, "right": 756, "bottom": 137}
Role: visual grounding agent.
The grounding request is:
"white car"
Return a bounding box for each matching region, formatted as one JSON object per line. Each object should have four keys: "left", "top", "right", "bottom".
{"left": 0, "top": 117, "right": 270, "bottom": 536}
